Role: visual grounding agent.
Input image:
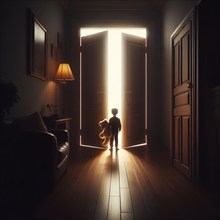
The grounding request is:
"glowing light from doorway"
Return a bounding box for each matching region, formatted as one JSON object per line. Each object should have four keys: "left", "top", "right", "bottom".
{"left": 80, "top": 28, "right": 146, "bottom": 148}
{"left": 107, "top": 30, "right": 122, "bottom": 119}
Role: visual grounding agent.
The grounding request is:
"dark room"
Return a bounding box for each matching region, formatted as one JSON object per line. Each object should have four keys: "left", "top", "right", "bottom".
{"left": 1, "top": 0, "right": 220, "bottom": 219}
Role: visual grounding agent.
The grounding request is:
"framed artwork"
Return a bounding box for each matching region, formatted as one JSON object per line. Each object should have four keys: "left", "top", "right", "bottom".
{"left": 28, "top": 10, "right": 47, "bottom": 80}
{"left": 51, "top": 43, "right": 57, "bottom": 60}
{"left": 57, "top": 32, "right": 64, "bottom": 59}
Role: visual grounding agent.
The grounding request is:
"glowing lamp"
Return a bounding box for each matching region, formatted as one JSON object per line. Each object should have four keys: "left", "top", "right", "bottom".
{"left": 55, "top": 63, "right": 75, "bottom": 83}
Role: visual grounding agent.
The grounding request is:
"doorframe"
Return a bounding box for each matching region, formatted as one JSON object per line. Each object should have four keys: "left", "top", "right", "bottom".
{"left": 79, "top": 27, "right": 148, "bottom": 149}
{"left": 170, "top": 8, "right": 198, "bottom": 183}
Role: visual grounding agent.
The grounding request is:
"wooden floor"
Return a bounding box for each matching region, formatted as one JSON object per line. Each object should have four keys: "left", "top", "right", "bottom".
{"left": 35, "top": 146, "right": 220, "bottom": 220}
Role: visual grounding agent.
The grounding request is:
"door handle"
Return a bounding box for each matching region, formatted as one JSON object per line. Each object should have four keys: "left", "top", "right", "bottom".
{"left": 186, "top": 82, "right": 192, "bottom": 89}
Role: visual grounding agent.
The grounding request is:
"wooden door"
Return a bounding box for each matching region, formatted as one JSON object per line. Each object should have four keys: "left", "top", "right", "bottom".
{"left": 171, "top": 13, "right": 196, "bottom": 180}
{"left": 81, "top": 31, "right": 107, "bottom": 147}
{"left": 122, "top": 33, "right": 146, "bottom": 147}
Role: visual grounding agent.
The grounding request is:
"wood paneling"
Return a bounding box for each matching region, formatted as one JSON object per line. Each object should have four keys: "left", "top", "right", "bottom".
{"left": 171, "top": 12, "right": 195, "bottom": 180}
{"left": 175, "top": 93, "right": 189, "bottom": 107}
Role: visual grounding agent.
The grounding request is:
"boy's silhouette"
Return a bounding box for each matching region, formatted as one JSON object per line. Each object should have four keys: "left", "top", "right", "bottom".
{"left": 108, "top": 108, "right": 121, "bottom": 150}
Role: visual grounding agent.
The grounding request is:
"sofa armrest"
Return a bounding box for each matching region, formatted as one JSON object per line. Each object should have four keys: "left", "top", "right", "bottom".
{"left": 15, "top": 130, "right": 58, "bottom": 166}
{"left": 11, "top": 131, "right": 58, "bottom": 190}
{"left": 15, "top": 130, "right": 58, "bottom": 151}
{"left": 48, "top": 129, "right": 69, "bottom": 143}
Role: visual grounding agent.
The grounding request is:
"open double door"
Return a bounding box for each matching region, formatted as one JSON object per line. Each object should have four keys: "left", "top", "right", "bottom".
{"left": 80, "top": 31, "right": 146, "bottom": 148}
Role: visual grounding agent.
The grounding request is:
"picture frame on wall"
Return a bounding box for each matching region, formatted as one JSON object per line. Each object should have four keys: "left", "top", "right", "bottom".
{"left": 51, "top": 43, "right": 57, "bottom": 61}
{"left": 28, "top": 9, "right": 47, "bottom": 80}
{"left": 57, "top": 32, "right": 64, "bottom": 60}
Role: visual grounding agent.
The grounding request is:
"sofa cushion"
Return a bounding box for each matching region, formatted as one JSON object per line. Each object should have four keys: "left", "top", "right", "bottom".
{"left": 15, "top": 112, "right": 48, "bottom": 132}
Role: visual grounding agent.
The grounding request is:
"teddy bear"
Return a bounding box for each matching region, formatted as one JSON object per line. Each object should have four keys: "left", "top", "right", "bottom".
{"left": 98, "top": 119, "right": 112, "bottom": 147}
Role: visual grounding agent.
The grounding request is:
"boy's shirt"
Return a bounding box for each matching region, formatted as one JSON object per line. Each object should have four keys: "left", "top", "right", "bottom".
{"left": 109, "top": 116, "right": 121, "bottom": 133}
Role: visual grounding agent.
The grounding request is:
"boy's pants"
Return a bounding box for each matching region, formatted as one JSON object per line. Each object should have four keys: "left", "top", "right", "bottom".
{"left": 110, "top": 132, "right": 118, "bottom": 147}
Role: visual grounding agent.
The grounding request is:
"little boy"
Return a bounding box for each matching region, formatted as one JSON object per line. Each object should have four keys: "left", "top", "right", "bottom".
{"left": 108, "top": 108, "right": 121, "bottom": 149}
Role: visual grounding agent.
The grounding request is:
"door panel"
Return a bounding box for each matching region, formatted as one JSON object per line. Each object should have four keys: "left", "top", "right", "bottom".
{"left": 81, "top": 31, "right": 107, "bottom": 147}
{"left": 175, "top": 44, "right": 180, "bottom": 87}
{"left": 182, "top": 116, "right": 190, "bottom": 166}
{"left": 174, "top": 117, "right": 180, "bottom": 161}
{"left": 182, "top": 34, "right": 189, "bottom": 83}
{"left": 122, "top": 33, "right": 146, "bottom": 147}
{"left": 172, "top": 18, "right": 193, "bottom": 179}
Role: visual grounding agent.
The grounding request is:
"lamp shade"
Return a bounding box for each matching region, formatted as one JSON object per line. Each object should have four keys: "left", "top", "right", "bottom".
{"left": 55, "top": 63, "right": 75, "bottom": 82}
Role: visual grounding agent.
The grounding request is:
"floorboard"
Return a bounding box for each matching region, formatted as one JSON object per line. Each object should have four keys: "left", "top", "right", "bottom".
{"left": 34, "top": 146, "right": 220, "bottom": 220}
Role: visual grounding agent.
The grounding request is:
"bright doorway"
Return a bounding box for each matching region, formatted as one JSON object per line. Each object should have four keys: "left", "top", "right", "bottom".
{"left": 80, "top": 27, "right": 147, "bottom": 148}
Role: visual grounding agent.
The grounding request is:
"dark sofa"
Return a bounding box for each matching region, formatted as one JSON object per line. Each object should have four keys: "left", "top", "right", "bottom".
{"left": 0, "top": 112, "right": 69, "bottom": 218}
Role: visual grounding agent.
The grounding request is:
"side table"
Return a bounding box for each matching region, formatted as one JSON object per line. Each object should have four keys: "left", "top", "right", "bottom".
{"left": 43, "top": 117, "right": 72, "bottom": 134}
{"left": 43, "top": 116, "right": 73, "bottom": 149}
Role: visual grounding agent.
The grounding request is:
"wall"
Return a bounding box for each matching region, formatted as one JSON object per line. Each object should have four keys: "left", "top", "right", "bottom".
{"left": 0, "top": 0, "right": 65, "bottom": 118}
{"left": 197, "top": 0, "right": 220, "bottom": 191}
{"left": 161, "top": 0, "right": 198, "bottom": 150}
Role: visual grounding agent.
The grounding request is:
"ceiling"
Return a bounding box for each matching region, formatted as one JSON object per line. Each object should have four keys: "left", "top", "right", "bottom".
{"left": 60, "top": 0, "right": 165, "bottom": 11}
